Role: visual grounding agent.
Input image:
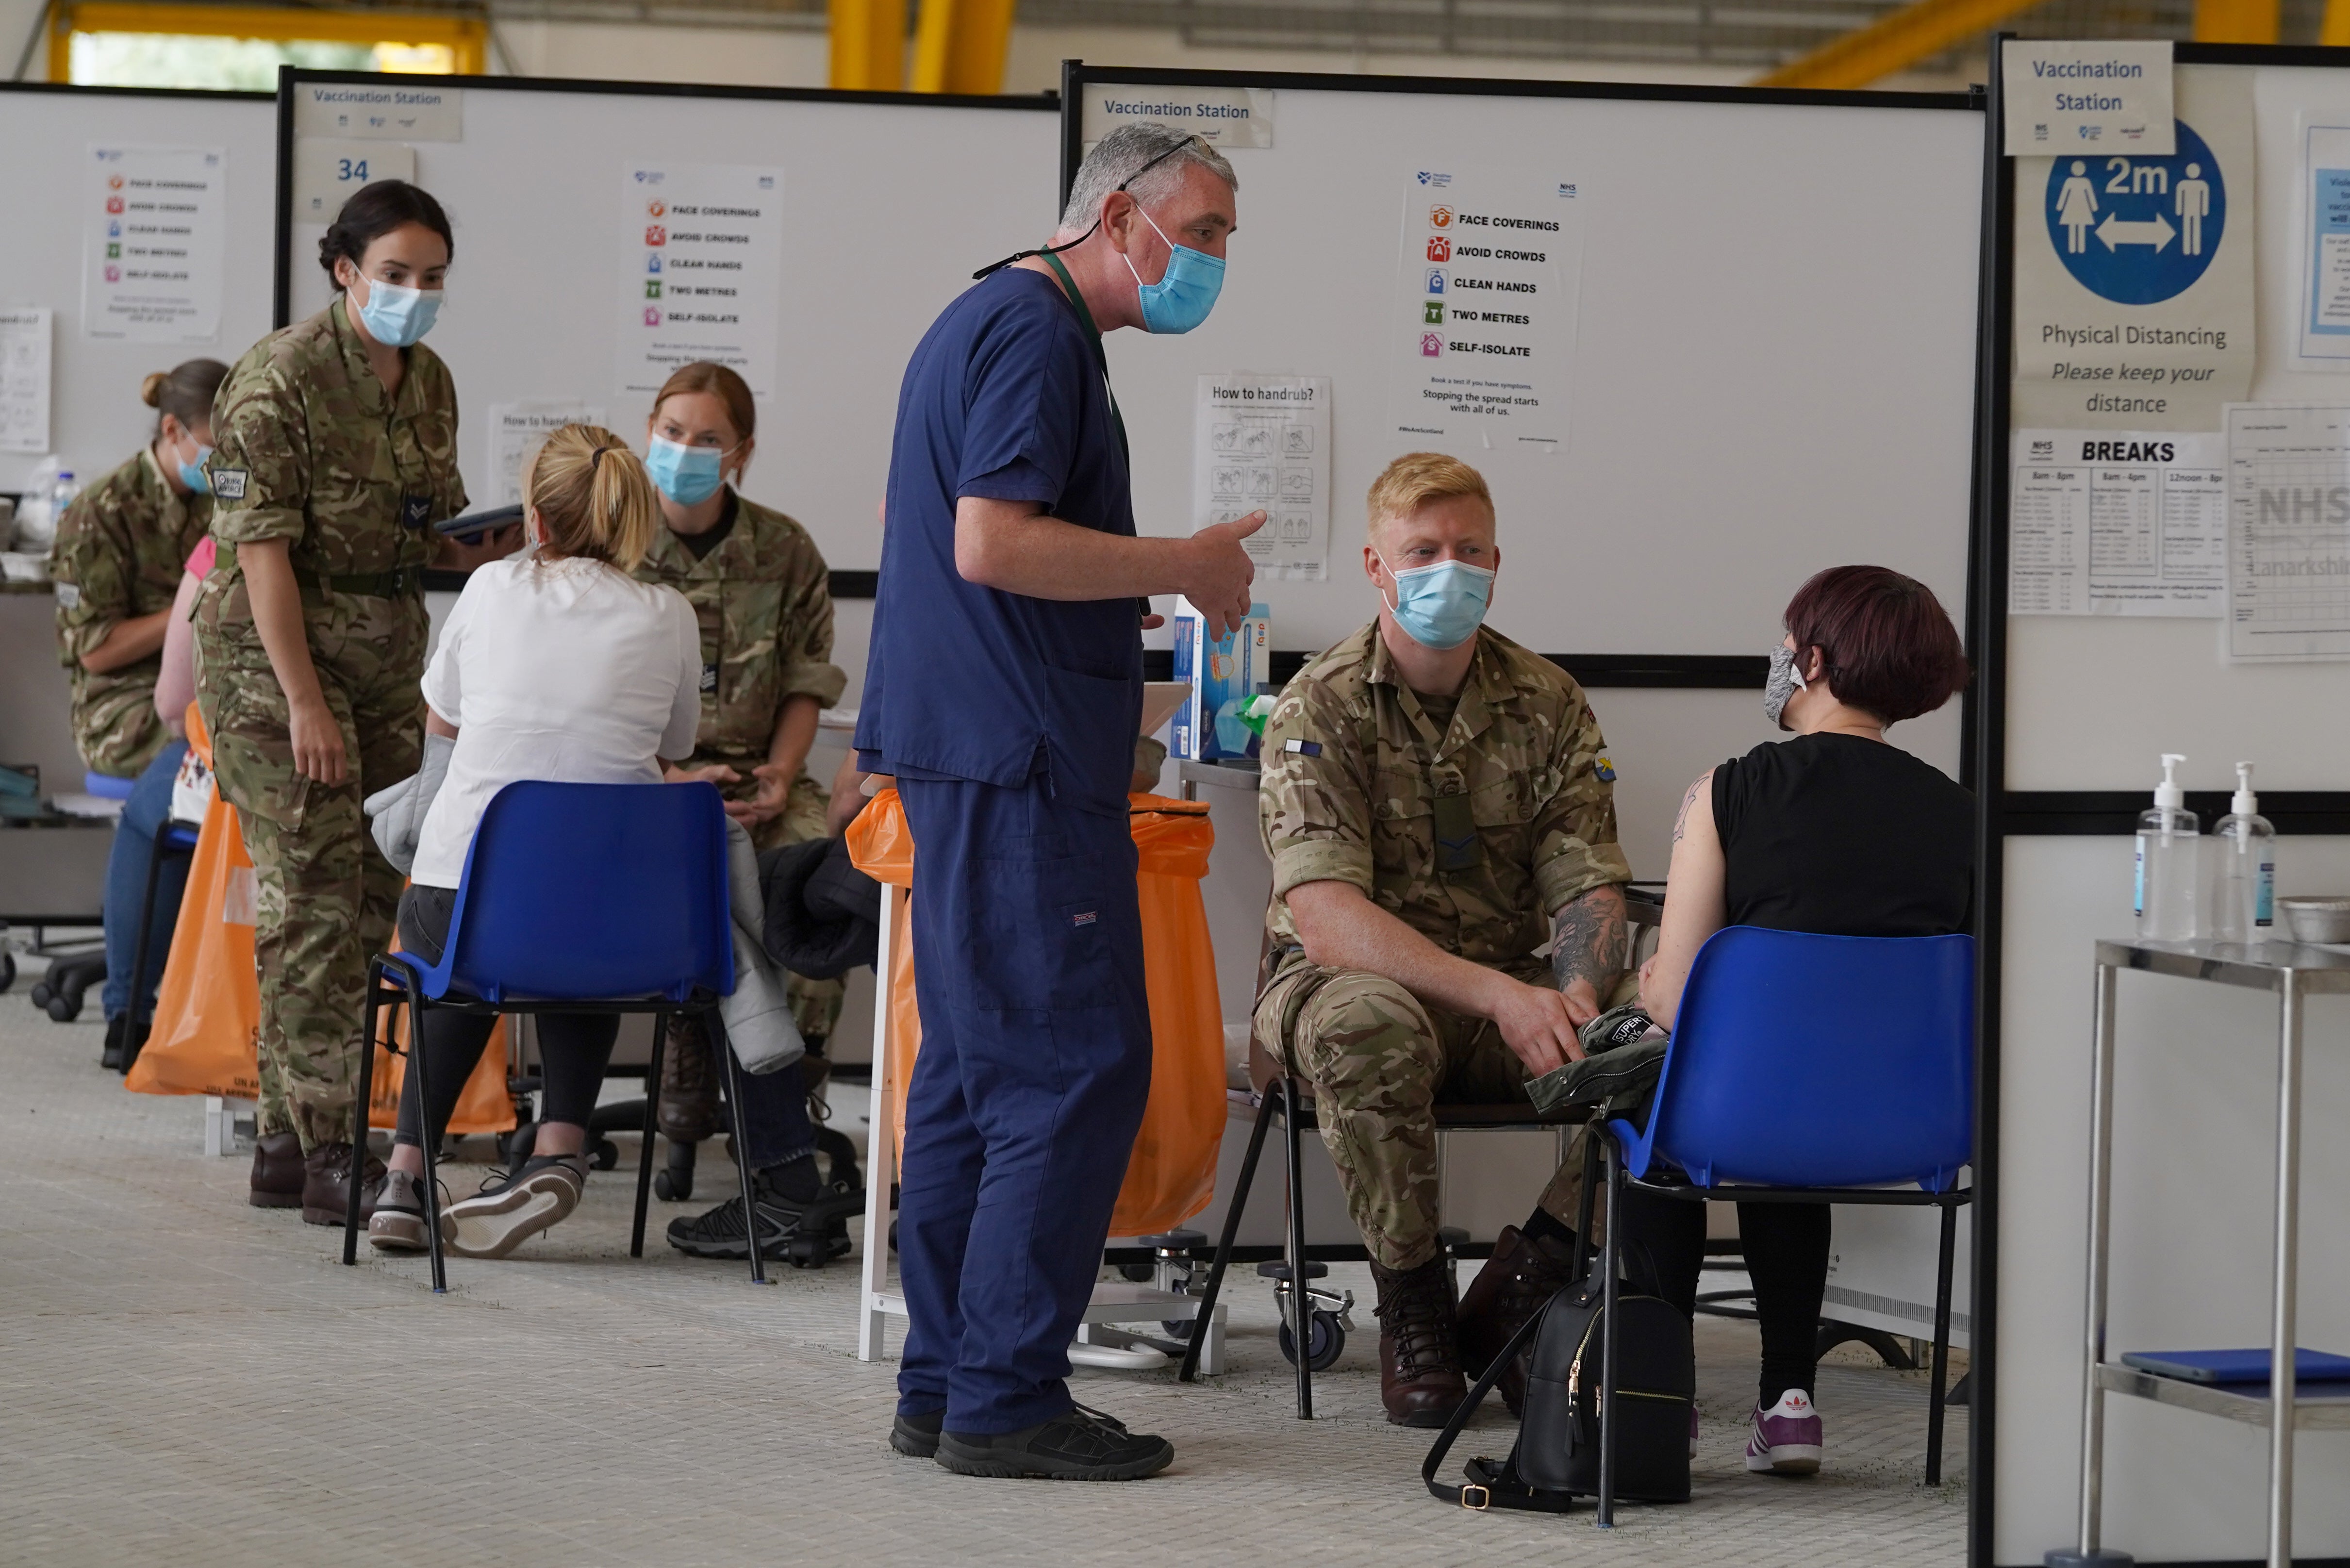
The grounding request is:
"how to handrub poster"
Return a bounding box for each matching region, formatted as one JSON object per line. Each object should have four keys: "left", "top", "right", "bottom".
{"left": 1387, "top": 167, "right": 1582, "bottom": 452}
{"left": 1193, "top": 373, "right": 1331, "bottom": 580}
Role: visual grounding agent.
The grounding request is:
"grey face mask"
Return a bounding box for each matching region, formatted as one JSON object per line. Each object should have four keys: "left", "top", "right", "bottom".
{"left": 1762, "top": 643, "right": 1808, "bottom": 730}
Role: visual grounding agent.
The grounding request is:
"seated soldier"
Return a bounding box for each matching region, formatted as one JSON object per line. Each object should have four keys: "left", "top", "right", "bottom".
{"left": 1256, "top": 452, "right": 1630, "bottom": 1427}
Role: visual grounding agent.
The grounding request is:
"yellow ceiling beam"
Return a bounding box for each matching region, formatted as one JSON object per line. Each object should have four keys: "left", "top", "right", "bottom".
{"left": 1754, "top": 0, "right": 2044, "bottom": 90}
{"left": 2195, "top": 0, "right": 2280, "bottom": 41}
{"left": 910, "top": 0, "right": 1015, "bottom": 95}
{"left": 829, "top": 0, "right": 904, "bottom": 91}
{"left": 51, "top": 1, "right": 486, "bottom": 78}
{"left": 2325, "top": 0, "right": 2350, "bottom": 44}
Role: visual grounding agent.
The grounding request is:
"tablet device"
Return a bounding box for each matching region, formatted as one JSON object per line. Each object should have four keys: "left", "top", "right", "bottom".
{"left": 435, "top": 504, "right": 523, "bottom": 540}
{"left": 2120, "top": 1349, "right": 2350, "bottom": 1385}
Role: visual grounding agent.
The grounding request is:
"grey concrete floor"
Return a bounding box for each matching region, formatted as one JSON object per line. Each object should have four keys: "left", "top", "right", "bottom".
{"left": 0, "top": 979, "right": 1966, "bottom": 1567}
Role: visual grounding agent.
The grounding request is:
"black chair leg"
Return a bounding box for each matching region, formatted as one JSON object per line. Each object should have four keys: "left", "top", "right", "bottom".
{"left": 1178, "top": 1085, "right": 1277, "bottom": 1382}
{"left": 709, "top": 1009, "right": 766, "bottom": 1285}
{"left": 413, "top": 989, "right": 446, "bottom": 1294}
{"left": 1281, "top": 1077, "right": 1312, "bottom": 1420}
{"left": 121, "top": 833, "right": 172, "bottom": 1071}
{"left": 632, "top": 1011, "right": 668, "bottom": 1258}
{"left": 1596, "top": 1137, "right": 1622, "bottom": 1529}
{"left": 346, "top": 962, "right": 384, "bottom": 1268}
{"left": 1927, "top": 1196, "right": 1957, "bottom": 1485}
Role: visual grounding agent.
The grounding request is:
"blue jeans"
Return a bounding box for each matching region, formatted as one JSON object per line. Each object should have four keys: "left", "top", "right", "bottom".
{"left": 730, "top": 1054, "right": 816, "bottom": 1172}
{"left": 101, "top": 740, "right": 191, "bottom": 1022}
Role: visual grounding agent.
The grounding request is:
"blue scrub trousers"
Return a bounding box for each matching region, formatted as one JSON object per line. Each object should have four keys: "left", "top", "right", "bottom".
{"left": 101, "top": 739, "right": 191, "bottom": 1021}
{"left": 893, "top": 772, "right": 1152, "bottom": 1435}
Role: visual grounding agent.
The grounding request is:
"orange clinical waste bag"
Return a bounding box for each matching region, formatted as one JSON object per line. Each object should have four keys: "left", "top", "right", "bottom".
{"left": 846, "top": 787, "right": 1225, "bottom": 1237}
{"left": 129, "top": 705, "right": 514, "bottom": 1134}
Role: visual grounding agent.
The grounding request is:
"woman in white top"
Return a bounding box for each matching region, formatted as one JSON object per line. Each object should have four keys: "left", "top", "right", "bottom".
{"left": 369, "top": 424, "right": 702, "bottom": 1258}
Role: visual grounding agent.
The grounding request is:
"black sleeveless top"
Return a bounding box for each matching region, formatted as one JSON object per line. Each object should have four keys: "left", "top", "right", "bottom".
{"left": 1711, "top": 733, "right": 1973, "bottom": 936}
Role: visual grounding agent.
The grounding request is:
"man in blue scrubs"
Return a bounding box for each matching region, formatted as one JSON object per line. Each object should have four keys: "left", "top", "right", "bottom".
{"left": 856, "top": 125, "right": 1260, "bottom": 1480}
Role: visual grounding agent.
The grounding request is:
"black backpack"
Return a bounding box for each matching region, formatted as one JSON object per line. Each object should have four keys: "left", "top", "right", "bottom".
{"left": 1423, "top": 1258, "right": 1694, "bottom": 1512}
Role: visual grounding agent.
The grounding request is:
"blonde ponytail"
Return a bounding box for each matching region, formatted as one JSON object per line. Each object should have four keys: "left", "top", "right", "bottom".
{"left": 524, "top": 423, "right": 660, "bottom": 570}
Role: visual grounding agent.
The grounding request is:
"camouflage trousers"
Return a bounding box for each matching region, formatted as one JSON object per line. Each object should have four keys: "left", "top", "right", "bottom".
{"left": 724, "top": 761, "right": 843, "bottom": 1044}
{"left": 202, "top": 666, "right": 421, "bottom": 1153}
{"left": 1257, "top": 963, "right": 1588, "bottom": 1271}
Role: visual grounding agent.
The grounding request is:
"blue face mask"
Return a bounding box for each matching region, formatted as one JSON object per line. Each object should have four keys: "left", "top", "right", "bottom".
{"left": 645, "top": 435, "right": 728, "bottom": 506}
{"left": 178, "top": 442, "right": 214, "bottom": 495}
{"left": 1125, "top": 207, "right": 1225, "bottom": 335}
{"left": 354, "top": 275, "right": 442, "bottom": 348}
{"left": 1381, "top": 554, "right": 1494, "bottom": 651}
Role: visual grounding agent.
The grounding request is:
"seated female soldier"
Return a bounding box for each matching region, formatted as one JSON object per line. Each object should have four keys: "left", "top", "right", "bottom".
{"left": 1632, "top": 563, "right": 1972, "bottom": 1479}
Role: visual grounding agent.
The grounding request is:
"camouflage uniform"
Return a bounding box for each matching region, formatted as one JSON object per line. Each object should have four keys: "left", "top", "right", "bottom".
{"left": 50, "top": 449, "right": 212, "bottom": 776}
{"left": 194, "top": 301, "right": 464, "bottom": 1152}
{"left": 1256, "top": 622, "right": 1631, "bottom": 1270}
{"left": 635, "top": 494, "right": 846, "bottom": 1040}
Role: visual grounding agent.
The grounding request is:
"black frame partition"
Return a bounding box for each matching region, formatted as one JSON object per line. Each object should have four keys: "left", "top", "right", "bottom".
{"left": 1976, "top": 36, "right": 2350, "bottom": 1568}
{"left": 268, "top": 67, "right": 1058, "bottom": 599}
{"left": 1063, "top": 51, "right": 2000, "bottom": 1547}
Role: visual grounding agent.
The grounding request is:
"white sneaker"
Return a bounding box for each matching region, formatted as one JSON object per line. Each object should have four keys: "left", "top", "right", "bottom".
{"left": 1744, "top": 1388, "right": 1823, "bottom": 1475}
{"left": 446, "top": 1153, "right": 587, "bottom": 1259}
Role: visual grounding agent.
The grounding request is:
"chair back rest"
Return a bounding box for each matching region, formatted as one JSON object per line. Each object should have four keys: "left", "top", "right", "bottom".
{"left": 1651, "top": 926, "right": 1973, "bottom": 1190}
{"left": 435, "top": 781, "right": 733, "bottom": 1005}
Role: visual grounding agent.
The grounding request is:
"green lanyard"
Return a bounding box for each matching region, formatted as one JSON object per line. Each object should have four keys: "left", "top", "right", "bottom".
{"left": 1040, "top": 251, "right": 1129, "bottom": 468}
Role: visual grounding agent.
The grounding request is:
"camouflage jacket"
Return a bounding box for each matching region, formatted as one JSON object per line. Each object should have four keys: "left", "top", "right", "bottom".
{"left": 195, "top": 299, "right": 465, "bottom": 680}
{"left": 1258, "top": 622, "right": 1631, "bottom": 990}
{"left": 634, "top": 493, "right": 844, "bottom": 769}
{"left": 50, "top": 447, "right": 211, "bottom": 776}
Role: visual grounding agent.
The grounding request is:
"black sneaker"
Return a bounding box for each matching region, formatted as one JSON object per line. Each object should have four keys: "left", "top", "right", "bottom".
{"left": 935, "top": 1404, "right": 1174, "bottom": 1481}
{"left": 666, "top": 1183, "right": 817, "bottom": 1260}
{"left": 891, "top": 1408, "right": 944, "bottom": 1458}
{"left": 100, "top": 1014, "right": 131, "bottom": 1072}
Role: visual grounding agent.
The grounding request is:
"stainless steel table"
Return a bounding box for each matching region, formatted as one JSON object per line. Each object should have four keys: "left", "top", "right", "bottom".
{"left": 2063, "top": 939, "right": 2350, "bottom": 1568}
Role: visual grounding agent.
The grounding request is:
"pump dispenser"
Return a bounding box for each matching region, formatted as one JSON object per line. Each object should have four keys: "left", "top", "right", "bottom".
{"left": 2211, "top": 761, "right": 2277, "bottom": 945}
{"left": 2136, "top": 753, "right": 2201, "bottom": 941}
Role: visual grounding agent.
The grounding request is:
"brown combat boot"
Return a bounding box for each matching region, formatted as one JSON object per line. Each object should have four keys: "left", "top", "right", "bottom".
{"left": 248, "top": 1130, "right": 305, "bottom": 1209}
{"left": 658, "top": 1013, "right": 721, "bottom": 1143}
{"left": 301, "top": 1140, "right": 387, "bottom": 1226}
{"left": 1369, "top": 1255, "right": 1467, "bottom": 1428}
{"left": 1456, "top": 1224, "right": 1579, "bottom": 1417}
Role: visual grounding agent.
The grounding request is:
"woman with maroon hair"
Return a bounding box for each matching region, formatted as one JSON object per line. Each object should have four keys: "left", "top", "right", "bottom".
{"left": 1630, "top": 563, "right": 1973, "bottom": 1480}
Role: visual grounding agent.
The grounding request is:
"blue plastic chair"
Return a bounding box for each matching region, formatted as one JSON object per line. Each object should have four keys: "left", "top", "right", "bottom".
{"left": 1593, "top": 927, "right": 1975, "bottom": 1524}
{"left": 341, "top": 781, "right": 747, "bottom": 1292}
{"left": 83, "top": 770, "right": 136, "bottom": 801}
{"left": 119, "top": 817, "right": 201, "bottom": 1071}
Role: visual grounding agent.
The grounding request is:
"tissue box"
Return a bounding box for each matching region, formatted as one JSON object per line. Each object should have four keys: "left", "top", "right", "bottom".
{"left": 1172, "top": 599, "right": 1270, "bottom": 760}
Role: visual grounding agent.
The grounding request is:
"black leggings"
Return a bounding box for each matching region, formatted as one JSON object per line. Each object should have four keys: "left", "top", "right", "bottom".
{"left": 390, "top": 884, "right": 619, "bottom": 1151}
{"left": 1617, "top": 1185, "right": 1831, "bottom": 1405}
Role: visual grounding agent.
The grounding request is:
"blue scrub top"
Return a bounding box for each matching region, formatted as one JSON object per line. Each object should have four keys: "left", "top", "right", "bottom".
{"left": 856, "top": 267, "right": 1143, "bottom": 816}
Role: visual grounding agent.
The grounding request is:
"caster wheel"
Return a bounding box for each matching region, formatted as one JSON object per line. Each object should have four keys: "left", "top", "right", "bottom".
{"left": 653, "top": 1168, "right": 692, "bottom": 1202}
{"left": 47, "top": 992, "right": 81, "bottom": 1023}
{"left": 1278, "top": 1310, "right": 1345, "bottom": 1371}
{"left": 589, "top": 1138, "right": 619, "bottom": 1172}
{"left": 30, "top": 980, "right": 52, "bottom": 1008}
{"left": 1117, "top": 1263, "right": 1155, "bottom": 1284}
{"left": 1160, "top": 1318, "right": 1197, "bottom": 1341}
{"left": 0, "top": 952, "right": 15, "bottom": 993}
{"left": 786, "top": 1234, "right": 849, "bottom": 1270}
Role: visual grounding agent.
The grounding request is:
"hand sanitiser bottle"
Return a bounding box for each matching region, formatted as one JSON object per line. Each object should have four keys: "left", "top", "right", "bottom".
{"left": 2136, "top": 754, "right": 2201, "bottom": 941}
{"left": 2210, "top": 761, "right": 2277, "bottom": 946}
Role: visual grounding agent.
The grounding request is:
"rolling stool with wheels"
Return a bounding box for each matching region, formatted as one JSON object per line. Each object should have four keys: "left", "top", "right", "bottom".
{"left": 33, "top": 773, "right": 135, "bottom": 1025}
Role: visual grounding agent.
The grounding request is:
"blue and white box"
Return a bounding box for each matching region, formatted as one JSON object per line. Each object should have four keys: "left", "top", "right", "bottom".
{"left": 1172, "top": 599, "right": 1271, "bottom": 760}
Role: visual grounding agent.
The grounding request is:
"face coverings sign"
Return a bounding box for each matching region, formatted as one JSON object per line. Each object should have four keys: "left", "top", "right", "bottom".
{"left": 617, "top": 162, "right": 782, "bottom": 397}
{"left": 2011, "top": 69, "right": 2254, "bottom": 433}
{"left": 1388, "top": 168, "right": 1584, "bottom": 452}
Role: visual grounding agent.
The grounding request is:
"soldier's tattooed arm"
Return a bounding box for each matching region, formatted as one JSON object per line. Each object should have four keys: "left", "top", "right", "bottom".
{"left": 1551, "top": 883, "right": 1628, "bottom": 1018}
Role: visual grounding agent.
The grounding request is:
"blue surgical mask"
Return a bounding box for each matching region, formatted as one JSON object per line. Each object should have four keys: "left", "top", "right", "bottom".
{"left": 178, "top": 442, "right": 214, "bottom": 495}
{"left": 354, "top": 275, "right": 442, "bottom": 347}
{"left": 1763, "top": 642, "right": 1809, "bottom": 729}
{"left": 645, "top": 435, "right": 727, "bottom": 506}
{"left": 1380, "top": 554, "right": 1494, "bottom": 651}
{"left": 1125, "top": 208, "right": 1225, "bottom": 335}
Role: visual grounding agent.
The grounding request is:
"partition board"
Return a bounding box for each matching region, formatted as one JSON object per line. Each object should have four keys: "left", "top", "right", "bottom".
{"left": 0, "top": 83, "right": 275, "bottom": 495}
{"left": 1981, "top": 40, "right": 2350, "bottom": 1568}
{"left": 274, "top": 71, "right": 1059, "bottom": 590}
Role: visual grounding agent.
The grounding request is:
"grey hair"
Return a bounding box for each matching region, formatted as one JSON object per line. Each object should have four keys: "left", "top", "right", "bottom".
{"left": 1055, "top": 123, "right": 1238, "bottom": 238}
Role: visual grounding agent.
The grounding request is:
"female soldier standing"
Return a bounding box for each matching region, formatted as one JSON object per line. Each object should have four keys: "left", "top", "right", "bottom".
{"left": 50, "top": 358, "right": 224, "bottom": 1065}
{"left": 197, "top": 181, "right": 503, "bottom": 1225}
{"left": 634, "top": 363, "right": 846, "bottom": 1149}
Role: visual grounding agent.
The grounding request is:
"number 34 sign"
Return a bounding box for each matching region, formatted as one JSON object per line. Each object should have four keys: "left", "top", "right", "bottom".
{"left": 295, "top": 139, "right": 418, "bottom": 220}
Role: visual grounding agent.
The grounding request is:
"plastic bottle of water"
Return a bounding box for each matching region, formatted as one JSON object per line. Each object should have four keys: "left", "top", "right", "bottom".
{"left": 2210, "top": 761, "right": 2276, "bottom": 947}
{"left": 2135, "top": 753, "right": 2200, "bottom": 942}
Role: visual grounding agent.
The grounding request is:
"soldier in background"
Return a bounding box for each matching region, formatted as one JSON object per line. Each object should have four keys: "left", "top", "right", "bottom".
{"left": 197, "top": 181, "right": 513, "bottom": 1227}
{"left": 1255, "top": 450, "right": 1631, "bottom": 1428}
{"left": 51, "top": 358, "right": 225, "bottom": 1068}
{"left": 631, "top": 363, "right": 847, "bottom": 1163}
